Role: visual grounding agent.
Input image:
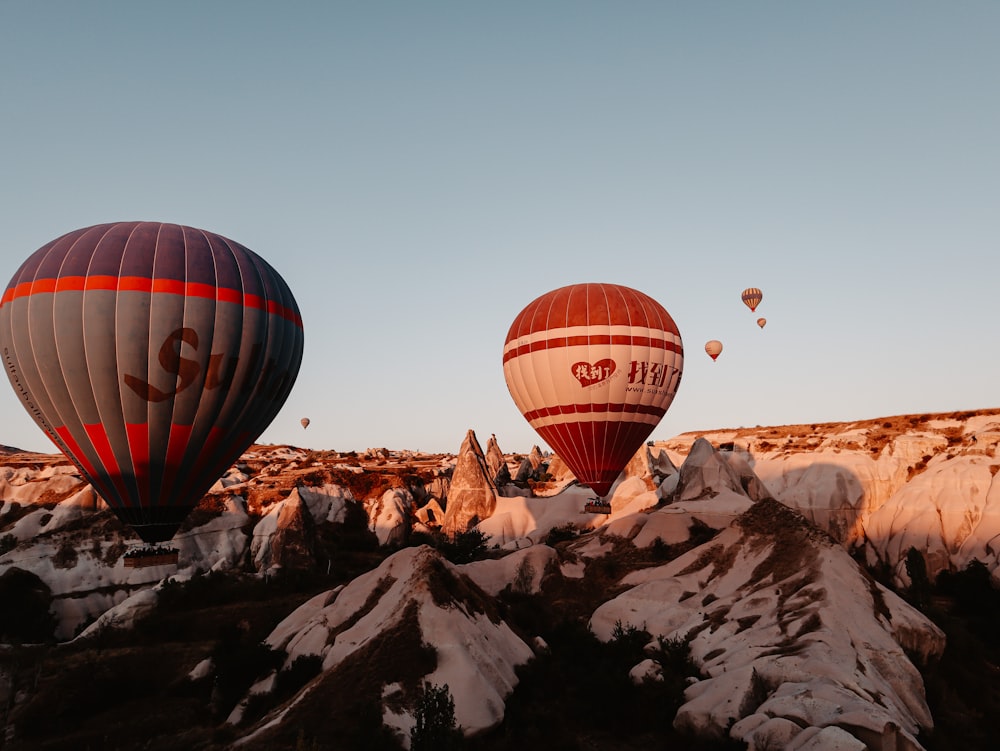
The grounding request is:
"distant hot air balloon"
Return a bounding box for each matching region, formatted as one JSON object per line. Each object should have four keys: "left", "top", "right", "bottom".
{"left": 503, "top": 283, "right": 683, "bottom": 502}
{"left": 301, "top": 418, "right": 310, "bottom": 429}
{"left": 0, "top": 222, "right": 304, "bottom": 546}
{"left": 741, "top": 287, "right": 763, "bottom": 312}
{"left": 757, "top": 317, "right": 767, "bottom": 329}
{"left": 705, "top": 340, "right": 723, "bottom": 361}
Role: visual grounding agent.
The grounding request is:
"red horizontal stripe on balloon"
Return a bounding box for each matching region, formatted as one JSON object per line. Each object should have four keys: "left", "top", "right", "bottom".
{"left": 1, "top": 274, "right": 303, "bottom": 328}
{"left": 502, "top": 336, "right": 681, "bottom": 364}
{"left": 217, "top": 287, "right": 243, "bottom": 305}
{"left": 54, "top": 277, "right": 84, "bottom": 292}
{"left": 30, "top": 279, "right": 57, "bottom": 294}
{"left": 117, "top": 276, "right": 150, "bottom": 292}
{"left": 523, "top": 402, "right": 668, "bottom": 422}
{"left": 150, "top": 278, "right": 185, "bottom": 294}
{"left": 84, "top": 275, "right": 120, "bottom": 291}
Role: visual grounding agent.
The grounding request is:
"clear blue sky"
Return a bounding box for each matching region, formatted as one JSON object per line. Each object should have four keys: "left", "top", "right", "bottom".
{"left": 1, "top": 1, "right": 997, "bottom": 455}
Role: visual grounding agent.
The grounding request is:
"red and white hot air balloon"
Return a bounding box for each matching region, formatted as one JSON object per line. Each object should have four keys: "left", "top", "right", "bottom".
{"left": 0, "top": 222, "right": 304, "bottom": 547}
{"left": 705, "top": 340, "right": 723, "bottom": 361}
{"left": 502, "top": 283, "right": 683, "bottom": 500}
{"left": 741, "top": 287, "right": 763, "bottom": 312}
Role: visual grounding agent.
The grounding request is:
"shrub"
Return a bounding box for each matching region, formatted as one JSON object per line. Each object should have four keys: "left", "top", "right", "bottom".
{"left": 512, "top": 557, "right": 535, "bottom": 595}
{"left": 51, "top": 539, "right": 78, "bottom": 569}
{"left": 437, "top": 529, "right": 490, "bottom": 564}
{"left": 544, "top": 524, "right": 578, "bottom": 546}
{"left": 0, "top": 533, "right": 16, "bottom": 555}
{"left": 410, "top": 682, "right": 463, "bottom": 751}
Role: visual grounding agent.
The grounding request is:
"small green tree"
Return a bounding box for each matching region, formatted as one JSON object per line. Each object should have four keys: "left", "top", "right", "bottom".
{"left": 512, "top": 557, "right": 536, "bottom": 594}
{"left": 439, "top": 529, "right": 490, "bottom": 564}
{"left": 410, "top": 682, "right": 463, "bottom": 751}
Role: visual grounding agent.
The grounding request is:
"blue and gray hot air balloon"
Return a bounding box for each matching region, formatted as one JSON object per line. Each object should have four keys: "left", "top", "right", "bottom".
{"left": 0, "top": 222, "right": 305, "bottom": 544}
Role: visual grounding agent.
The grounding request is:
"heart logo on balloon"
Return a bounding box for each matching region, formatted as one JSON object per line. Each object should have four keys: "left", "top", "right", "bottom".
{"left": 571, "top": 359, "right": 616, "bottom": 387}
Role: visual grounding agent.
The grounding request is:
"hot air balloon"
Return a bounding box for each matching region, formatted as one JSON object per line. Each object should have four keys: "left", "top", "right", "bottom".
{"left": 705, "top": 340, "right": 723, "bottom": 361}
{"left": 0, "top": 222, "right": 304, "bottom": 555}
{"left": 503, "top": 283, "right": 683, "bottom": 510}
{"left": 301, "top": 418, "right": 310, "bottom": 429}
{"left": 741, "top": 287, "right": 763, "bottom": 312}
{"left": 757, "top": 317, "right": 767, "bottom": 329}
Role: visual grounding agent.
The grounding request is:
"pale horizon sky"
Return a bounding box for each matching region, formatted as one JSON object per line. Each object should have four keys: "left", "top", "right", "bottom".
{"left": 2, "top": 2, "right": 998, "bottom": 455}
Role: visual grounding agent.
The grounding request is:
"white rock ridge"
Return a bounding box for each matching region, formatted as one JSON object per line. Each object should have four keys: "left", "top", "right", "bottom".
{"left": 261, "top": 545, "right": 534, "bottom": 744}
{"left": 590, "top": 497, "right": 944, "bottom": 750}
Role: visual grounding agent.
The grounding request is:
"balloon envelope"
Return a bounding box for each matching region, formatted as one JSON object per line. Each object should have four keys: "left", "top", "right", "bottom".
{"left": 301, "top": 418, "right": 310, "bottom": 429}
{"left": 741, "top": 287, "right": 763, "bottom": 312}
{"left": 705, "top": 340, "right": 723, "bottom": 361}
{"left": 757, "top": 317, "right": 767, "bottom": 329}
{"left": 503, "top": 283, "right": 683, "bottom": 498}
{"left": 0, "top": 222, "right": 304, "bottom": 543}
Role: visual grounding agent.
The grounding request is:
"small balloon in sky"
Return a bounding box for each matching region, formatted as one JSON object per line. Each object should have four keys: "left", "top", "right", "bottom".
{"left": 0, "top": 222, "right": 305, "bottom": 545}
{"left": 757, "top": 317, "right": 767, "bottom": 329}
{"left": 301, "top": 417, "right": 310, "bottom": 429}
{"left": 742, "top": 287, "right": 763, "bottom": 312}
{"left": 705, "top": 340, "right": 723, "bottom": 361}
{"left": 503, "top": 282, "right": 684, "bottom": 501}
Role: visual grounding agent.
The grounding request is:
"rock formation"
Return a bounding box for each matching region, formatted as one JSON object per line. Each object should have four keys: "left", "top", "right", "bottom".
{"left": 485, "top": 433, "right": 512, "bottom": 488}
{"left": 254, "top": 545, "right": 535, "bottom": 746}
{"left": 6, "top": 411, "right": 1000, "bottom": 748}
{"left": 589, "top": 497, "right": 945, "bottom": 750}
{"left": 440, "top": 430, "right": 498, "bottom": 536}
{"left": 663, "top": 410, "right": 1000, "bottom": 584}
{"left": 266, "top": 491, "right": 317, "bottom": 571}
{"left": 513, "top": 445, "right": 546, "bottom": 484}
{"left": 367, "top": 487, "right": 413, "bottom": 547}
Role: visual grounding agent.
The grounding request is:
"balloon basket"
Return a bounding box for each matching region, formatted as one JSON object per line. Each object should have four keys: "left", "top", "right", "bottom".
{"left": 583, "top": 500, "right": 612, "bottom": 515}
{"left": 123, "top": 545, "right": 179, "bottom": 568}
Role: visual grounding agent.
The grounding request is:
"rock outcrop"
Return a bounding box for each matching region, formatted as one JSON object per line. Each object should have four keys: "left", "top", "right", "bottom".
{"left": 255, "top": 545, "right": 535, "bottom": 746}
{"left": 441, "top": 430, "right": 498, "bottom": 536}
{"left": 485, "top": 433, "right": 512, "bottom": 488}
{"left": 267, "top": 491, "right": 317, "bottom": 571}
{"left": 367, "top": 487, "right": 413, "bottom": 547}
{"left": 513, "top": 445, "right": 546, "bottom": 484}
{"left": 590, "top": 498, "right": 945, "bottom": 750}
{"left": 623, "top": 444, "right": 678, "bottom": 491}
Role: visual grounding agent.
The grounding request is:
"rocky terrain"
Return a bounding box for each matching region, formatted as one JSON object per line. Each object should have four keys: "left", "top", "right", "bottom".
{"left": 1, "top": 409, "right": 1000, "bottom": 749}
